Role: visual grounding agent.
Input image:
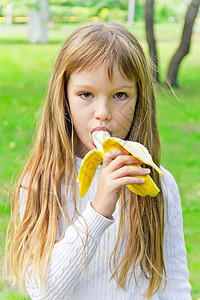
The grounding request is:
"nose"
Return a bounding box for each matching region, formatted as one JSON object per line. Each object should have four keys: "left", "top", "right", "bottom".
{"left": 94, "top": 99, "right": 111, "bottom": 121}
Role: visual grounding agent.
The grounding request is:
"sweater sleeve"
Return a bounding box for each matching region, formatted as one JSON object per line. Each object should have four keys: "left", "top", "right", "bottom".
{"left": 159, "top": 168, "right": 192, "bottom": 299}
{"left": 19, "top": 184, "right": 114, "bottom": 300}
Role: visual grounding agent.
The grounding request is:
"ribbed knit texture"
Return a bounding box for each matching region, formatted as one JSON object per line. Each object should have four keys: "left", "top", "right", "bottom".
{"left": 20, "top": 156, "right": 192, "bottom": 299}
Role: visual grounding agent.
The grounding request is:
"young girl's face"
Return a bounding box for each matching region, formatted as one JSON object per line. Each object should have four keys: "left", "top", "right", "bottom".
{"left": 67, "top": 63, "right": 138, "bottom": 158}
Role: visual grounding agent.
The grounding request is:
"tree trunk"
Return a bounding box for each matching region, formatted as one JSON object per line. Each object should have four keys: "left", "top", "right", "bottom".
{"left": 128, "top": 0, "right": 135, "bottom": 25}
{"left": 6, "top": 0, "right": 12, "bottom": 26}
{"left": 28, "top": 9, "right": 41, "bottom": 44}
{"left": 145, "top": 0, "right": 159, "bottom": 82}
{"left": 28, "top": 0, "right": 48, "bottom": 44}
{"left": 0, "top": 0, "right": 3, "bottom": 17}
{"left": 167, "top": 0, "right": 200, "bottom": 86}
{"left": 39, "top": 0, "right": 48, "bottom": 44}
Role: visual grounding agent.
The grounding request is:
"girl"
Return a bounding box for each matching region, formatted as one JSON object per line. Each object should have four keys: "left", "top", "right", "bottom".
{"left": 5, "top": 22, "right": 191, "bottom": 299}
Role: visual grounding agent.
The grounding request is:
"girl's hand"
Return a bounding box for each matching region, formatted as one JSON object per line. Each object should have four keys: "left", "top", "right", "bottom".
{"left": 92, "top": 149, "right": 151, "bottom": 218}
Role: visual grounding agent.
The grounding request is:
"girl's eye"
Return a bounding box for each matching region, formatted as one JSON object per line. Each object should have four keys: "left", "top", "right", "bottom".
{"left": 114, "top": 92, "right": 128, "bottom": 100}
{"left": 79, "top": 92, "right": 93, "bottom": 100}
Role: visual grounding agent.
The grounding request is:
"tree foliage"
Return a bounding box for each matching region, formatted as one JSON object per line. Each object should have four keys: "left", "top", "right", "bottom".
{"left": 49, "top": 0, "right": 129, "bottom": 10}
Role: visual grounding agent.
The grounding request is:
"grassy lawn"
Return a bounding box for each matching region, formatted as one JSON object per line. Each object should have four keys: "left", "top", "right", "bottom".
{"left": 0, "top": 22, "right": 200, "bottom": 299}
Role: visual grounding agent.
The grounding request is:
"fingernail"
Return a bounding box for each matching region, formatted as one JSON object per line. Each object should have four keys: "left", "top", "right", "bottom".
{"left": 139, "top": 178, "right": 145, "bottom": 183}
{"left": 144, "top": 169, "right": 150, "bottom": 174}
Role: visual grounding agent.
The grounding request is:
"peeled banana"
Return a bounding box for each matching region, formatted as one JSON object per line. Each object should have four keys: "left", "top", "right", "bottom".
{"left": 78, "top": 131, "right": 164, "bottom": 198}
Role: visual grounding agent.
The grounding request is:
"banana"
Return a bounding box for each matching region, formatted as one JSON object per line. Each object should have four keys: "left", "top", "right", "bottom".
{"left": 78, "top": 131, "right": 164, "bottom": 198}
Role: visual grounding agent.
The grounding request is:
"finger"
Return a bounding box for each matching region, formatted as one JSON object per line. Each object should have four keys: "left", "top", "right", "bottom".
{"left": 113, "top": 165, "right": 150, "bottom": 179}
{"left": 103, "top": 149, "right": 129, "bottom": 168}
{"left": 114, "top": 176, "right": 146, "bottom": 190}
{"left": 104, "top": 153, "right": 142, "bottom": 171}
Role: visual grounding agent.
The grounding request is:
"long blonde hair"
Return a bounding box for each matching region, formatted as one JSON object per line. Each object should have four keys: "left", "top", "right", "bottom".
{"left": 4, "top": 22, "right": 166, "bottom": 298}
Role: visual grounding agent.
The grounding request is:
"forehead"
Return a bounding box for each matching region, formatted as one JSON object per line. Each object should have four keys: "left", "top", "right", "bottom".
{"left": 70, "top": 62, "right": 135, "bottom": 84}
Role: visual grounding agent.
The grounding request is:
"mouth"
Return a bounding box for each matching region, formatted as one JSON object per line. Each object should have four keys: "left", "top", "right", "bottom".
{"left": 91, "top": 126, "right": 112, "bottom": 148}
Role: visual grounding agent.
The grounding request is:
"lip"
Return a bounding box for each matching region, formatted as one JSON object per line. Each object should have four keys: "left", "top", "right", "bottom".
{"left": 91, "top": 126, "right": 112, "bottom": 135}
{"left": 91, "top": 126, "right": 112, "bottom": 148}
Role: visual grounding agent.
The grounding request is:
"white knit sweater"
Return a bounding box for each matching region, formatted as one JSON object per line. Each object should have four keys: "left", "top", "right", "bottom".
{"left": 20, "top": 156, "right": 192, "bottom": 299}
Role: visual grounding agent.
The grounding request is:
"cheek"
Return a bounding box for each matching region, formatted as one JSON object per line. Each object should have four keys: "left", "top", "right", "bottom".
{"left": 112, "top": 101, "right": 136, "bottom": 138}
{"left": 72, "top": 114, "right": 87, "bottom": 138}
{"left": 69, "top": 105, "right": 89, "bottom": 138}
{"left": 116, "top": 101, "right": 136, "bottom": 124}
{"left": 68, "top": 98, "right": 81, "bottom": 124}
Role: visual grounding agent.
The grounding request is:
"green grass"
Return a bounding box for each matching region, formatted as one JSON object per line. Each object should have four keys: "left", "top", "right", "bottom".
{"left": 0, "top": 22, "right": 200, "bottom": 299}
{"left": 156, "top": 39, "right": 200, "bottom": 298}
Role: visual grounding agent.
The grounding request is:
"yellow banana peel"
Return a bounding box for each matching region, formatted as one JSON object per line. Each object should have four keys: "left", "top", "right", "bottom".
{"left": 78, "top": 131, "right": 164, "bottom": 198}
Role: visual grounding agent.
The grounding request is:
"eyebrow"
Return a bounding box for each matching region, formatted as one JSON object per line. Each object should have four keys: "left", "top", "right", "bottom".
{"left": 74, "top": 85, "right": 134, "bottom": 89}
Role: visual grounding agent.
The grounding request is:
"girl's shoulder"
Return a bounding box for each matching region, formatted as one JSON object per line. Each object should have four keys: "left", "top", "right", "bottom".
{"left": 20, "top": 171, "right": 30, "bottom": 188}
{"left": 160, "top": 166, "right": 182, "bottom": 218}
{"left": 160, "top": 166, "right": 178, "bottom": 188}
{"left": 160, "top": 166, "right": 179, "bottom": 195}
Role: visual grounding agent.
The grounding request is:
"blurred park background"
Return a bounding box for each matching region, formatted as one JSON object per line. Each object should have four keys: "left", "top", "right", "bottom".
{"left": 0, "top": 0, "right": 200, "bottom": 299}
